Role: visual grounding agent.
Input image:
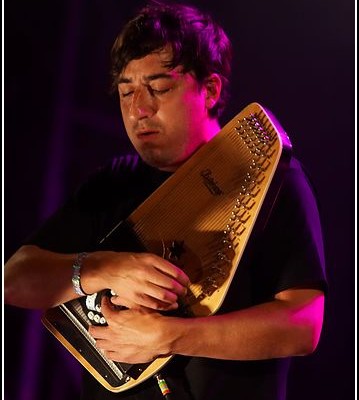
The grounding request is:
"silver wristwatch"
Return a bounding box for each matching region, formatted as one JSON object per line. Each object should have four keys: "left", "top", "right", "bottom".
{"left": 72, "top": 252, "right": 89, "bottom": 296}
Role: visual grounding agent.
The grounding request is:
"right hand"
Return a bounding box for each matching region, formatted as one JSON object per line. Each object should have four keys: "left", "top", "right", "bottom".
{"left": 81, "top": 251, "right": 190, "bottom": 311}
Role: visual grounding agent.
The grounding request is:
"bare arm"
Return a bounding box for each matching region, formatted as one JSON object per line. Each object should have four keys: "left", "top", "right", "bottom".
{"left": 91, "top": 288, "right": 325, "bottom": 362}
{"left": 4, "top": 245, "right": 190, "bottom": 310}
{"left": 169, "top": 288, "right": 325, "bottom": 360}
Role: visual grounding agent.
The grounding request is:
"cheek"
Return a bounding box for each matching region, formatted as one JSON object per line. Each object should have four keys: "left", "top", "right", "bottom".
{"left": 120, "top": 105, "right": 132, "bottom": 132}
{"left": 175, "top": 91, "right": 204, "bottom": 121}
{"left": 183, "top": 90, "right": 207, "bottom": 121}
{"left": 119, "top": 102, "right": 127, "bottom": 120}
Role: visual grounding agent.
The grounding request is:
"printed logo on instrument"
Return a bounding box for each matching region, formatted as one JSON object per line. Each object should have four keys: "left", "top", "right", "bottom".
{"left": 200, "top": 169, "right": 224, "bottom": 196}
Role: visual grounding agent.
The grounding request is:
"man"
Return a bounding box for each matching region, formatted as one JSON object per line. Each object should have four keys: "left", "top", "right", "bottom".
{"left": 4, "top": 1, "right": 326, "bottom": 399}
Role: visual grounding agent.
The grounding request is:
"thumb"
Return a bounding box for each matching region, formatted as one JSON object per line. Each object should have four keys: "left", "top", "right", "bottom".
{"left": 100, "top": 294, "right": 115, "bottom": 318}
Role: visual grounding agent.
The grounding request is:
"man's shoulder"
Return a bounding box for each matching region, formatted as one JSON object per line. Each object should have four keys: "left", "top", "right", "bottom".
{"left": 280, "top": 156, "right": 320, "bottom": 205}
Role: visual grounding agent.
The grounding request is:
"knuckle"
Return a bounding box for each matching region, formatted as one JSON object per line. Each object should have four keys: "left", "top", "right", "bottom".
{"left": 142, "top": 252, "right": 156, "bottom": 262}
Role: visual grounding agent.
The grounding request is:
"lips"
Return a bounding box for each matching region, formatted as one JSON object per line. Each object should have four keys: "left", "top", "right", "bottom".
{"left": 136, "top": 129, "right": 160, "bottom": 140}
{"left": 137, "top": 130, "right": 157, "bottom": 136}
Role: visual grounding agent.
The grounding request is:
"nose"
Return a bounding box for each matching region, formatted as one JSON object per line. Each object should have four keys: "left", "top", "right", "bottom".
{"left": 129, "top": 87, "right": 156, "bottom": 120}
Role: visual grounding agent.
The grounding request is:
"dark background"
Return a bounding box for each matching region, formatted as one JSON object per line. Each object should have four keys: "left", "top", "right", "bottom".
{"left": 4, "top": 0, "right": 355, "bottom": 399}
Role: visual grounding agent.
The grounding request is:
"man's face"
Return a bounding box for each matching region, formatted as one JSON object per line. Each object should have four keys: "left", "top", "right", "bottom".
{"left": 117, "top": 47, "right": 219, "bottom": 171}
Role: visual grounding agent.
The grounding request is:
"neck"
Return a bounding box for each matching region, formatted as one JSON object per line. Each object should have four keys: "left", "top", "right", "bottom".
{"left": 205, "top": 117, "right": 221, "bottom": 142}
{"left": 158, "top": 118, "right": 222, "bottom": 173}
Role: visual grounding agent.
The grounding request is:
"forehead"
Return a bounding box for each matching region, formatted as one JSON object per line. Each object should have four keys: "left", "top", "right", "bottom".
{"left": 120, "top": 47, "right": 175, "bottom": 80}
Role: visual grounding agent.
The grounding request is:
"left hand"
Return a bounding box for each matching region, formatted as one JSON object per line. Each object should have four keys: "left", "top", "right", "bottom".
{"left": 88, "top": 296, "right": 170, "bottom": 363}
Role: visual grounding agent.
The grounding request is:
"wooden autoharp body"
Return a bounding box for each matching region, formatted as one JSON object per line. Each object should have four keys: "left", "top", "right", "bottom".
{"left": 42, "top": 102, "right": 292, "bottom": 392}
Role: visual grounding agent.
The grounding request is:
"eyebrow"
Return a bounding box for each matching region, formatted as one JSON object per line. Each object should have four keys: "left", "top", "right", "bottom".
{"left": 118, "top": 72, "right": 176, "bottom": 85}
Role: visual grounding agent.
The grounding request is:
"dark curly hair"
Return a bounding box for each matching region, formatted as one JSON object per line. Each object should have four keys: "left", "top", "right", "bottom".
{"left": 110, "top": 1, "right": 232, "bottom": 118}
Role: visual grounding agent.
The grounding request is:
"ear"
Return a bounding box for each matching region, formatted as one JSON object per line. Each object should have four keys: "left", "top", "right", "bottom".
{"left": 204, "top": 73, "right": 222, "bottom": 111}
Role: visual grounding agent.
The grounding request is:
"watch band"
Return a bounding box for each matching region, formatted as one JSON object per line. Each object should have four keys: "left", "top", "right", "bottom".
{"left": 72, "top": 252, "right": 89, "bottom": 296}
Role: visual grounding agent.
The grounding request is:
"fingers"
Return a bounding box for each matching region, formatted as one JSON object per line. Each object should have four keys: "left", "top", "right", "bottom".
{"left": 151, "top": 255, "right": 190, "bottom": 289}
{"left": 110, "top": 292, "right": 178, "bottom": 311}
{"left": 111, "top": 291, "right": 179, "bottom": 311}
{"left": 121, "top": 253, "right": 190, "bottom": 309}
{"left": 131, "top": 266, "right": 185, "bottom": 310}
{"left": 110, "top": 294, "right": 136, "bottom": 309}
{"left": 100, "top": 294, "right": 114, "bottom": 316}
{"left": 138, "top": 254, "right": 190, "bottom": 299}
{"left": 97, "top": 251, "right": 190, "bottom": 310}
{"left": 89, "top": 300, "right": 163, "bottom": 363}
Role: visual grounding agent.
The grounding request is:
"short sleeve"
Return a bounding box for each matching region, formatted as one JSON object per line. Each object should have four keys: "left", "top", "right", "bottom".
{"left": 251, "top": 157, "right": 327, "bottom": 302}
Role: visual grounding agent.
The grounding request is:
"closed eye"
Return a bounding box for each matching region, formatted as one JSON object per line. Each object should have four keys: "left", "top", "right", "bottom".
{"left": 151, "top": 88, "right": 170, "bottom": 95}
{"left": 121, "top": 91, "right": 134, "bottom": 98}
{"left": 119, "top": 86, "right": 172, "bottom": 99}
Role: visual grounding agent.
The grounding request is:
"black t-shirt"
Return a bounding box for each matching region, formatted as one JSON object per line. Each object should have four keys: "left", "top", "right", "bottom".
{"left": 25, "top": 154, "right": 327, "bottom": 400}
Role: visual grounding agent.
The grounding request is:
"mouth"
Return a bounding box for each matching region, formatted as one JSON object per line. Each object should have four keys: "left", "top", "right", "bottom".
{"left": 136, "top": 130, "right": 160, "bottom": 140}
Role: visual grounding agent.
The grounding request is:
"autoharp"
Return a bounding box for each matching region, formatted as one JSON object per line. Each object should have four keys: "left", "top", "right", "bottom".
{"left": 42, "top": 102, "right": 292, "bottom": 392}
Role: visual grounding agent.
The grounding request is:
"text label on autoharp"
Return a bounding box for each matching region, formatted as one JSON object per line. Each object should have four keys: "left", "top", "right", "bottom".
{"left": 200, "top": 169, "right": 224, "bottom": 196}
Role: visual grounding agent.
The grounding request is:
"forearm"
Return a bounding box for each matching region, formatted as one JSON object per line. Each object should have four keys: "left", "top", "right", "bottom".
{"left": 4, "top": 245, "right": 80, "bottom": 309}
{"left": 4, "top": 245, "right": 190, "bottom": 312}
{"left": 166, "top": 291, "right": 324, "bottom": 360}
